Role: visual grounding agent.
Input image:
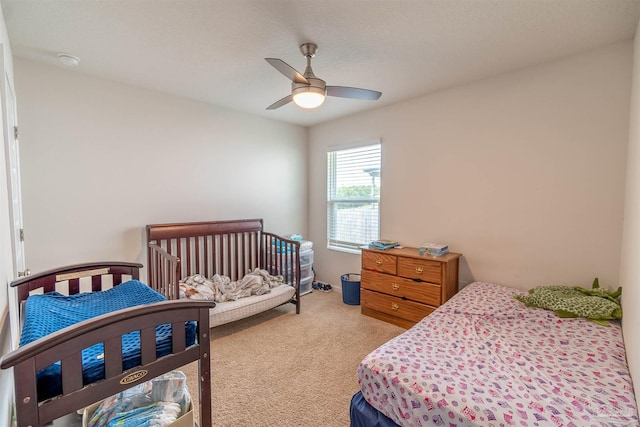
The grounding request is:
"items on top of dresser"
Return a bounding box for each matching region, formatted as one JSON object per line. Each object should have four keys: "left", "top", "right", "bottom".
{"left": 368, "top": 239, "right": 400, "bottom": 250}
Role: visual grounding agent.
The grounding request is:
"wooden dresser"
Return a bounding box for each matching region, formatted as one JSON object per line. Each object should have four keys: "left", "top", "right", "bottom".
{"left": 361, "top": 247, "right": 461, "bottom": 328}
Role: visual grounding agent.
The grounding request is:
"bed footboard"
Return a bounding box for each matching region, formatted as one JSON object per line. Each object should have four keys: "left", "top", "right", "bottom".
{"left": 1, "top": 299, "right": 215, "bottom": 427}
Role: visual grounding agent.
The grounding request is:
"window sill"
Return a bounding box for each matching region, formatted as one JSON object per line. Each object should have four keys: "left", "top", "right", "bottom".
{"left": 327, "top": 246, "right": 362, "bottom": 255}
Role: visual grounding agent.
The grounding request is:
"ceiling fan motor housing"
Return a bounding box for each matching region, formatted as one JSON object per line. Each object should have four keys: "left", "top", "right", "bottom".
{"left": 300, "top": 42, "right": 317, "bottom": 58}
{"left": 292, "top": 77, "right": 326, "bottom": 97}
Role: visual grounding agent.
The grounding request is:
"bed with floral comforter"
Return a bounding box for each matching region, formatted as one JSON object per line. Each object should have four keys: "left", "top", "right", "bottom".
{"left": 352, "top": 281, "right": 638, "bottom": 427}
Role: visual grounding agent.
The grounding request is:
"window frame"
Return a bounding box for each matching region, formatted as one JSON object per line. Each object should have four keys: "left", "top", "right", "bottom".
{"left": 326, "top": 139, "right": 381, "bottom": 254}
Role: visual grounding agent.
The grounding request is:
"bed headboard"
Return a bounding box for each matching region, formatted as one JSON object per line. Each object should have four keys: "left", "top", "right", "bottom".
{"left": 10, "top": 262, "right": 142, "bottom": 306}
{"left": 146, "top": 219, "right": 301, "bottom": 299}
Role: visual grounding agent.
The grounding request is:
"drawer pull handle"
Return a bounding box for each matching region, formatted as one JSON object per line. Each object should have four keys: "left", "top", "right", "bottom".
{"left": 376, "top": 260, "right": 382, "bottom": 265}
{"left": 392, "top": 283, "right": 400, "bottom": 291}
{"left": 391, "top": 303, "right": 399, "bottom": 311}
{"left": 416, "top": 267, "right": 424, "bottom": 274}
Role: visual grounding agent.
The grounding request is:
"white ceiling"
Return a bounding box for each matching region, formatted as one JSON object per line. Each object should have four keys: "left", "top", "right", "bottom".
{"left": 2, "top": 0, "right": 640, "bottom": 127}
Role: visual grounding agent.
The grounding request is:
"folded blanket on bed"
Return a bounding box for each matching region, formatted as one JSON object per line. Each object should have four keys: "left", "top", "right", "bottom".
{"left": 180, "top": 268, "right": 283, "bottom": 303}
{"left": 19, "top": 280, "right": 197, "bottom": 401}
{"left": 513, "top": 278, "right": 622, "bottom": 323}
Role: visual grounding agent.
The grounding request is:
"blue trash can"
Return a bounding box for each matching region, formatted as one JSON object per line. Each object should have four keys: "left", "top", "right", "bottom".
{"left": 341, "top": 273, "right": 361, "bottom": 305}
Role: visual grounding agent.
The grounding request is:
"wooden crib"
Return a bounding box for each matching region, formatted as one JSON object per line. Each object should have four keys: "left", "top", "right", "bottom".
{"left": 1, "top": 262, "right": 215, "bottom": 427}
{"left": 147, "top": 219, "right": 302, "bottom": 327}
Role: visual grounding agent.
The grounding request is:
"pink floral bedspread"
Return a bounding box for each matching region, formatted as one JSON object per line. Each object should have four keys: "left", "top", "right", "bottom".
{"left": 357, "top": 282, "right": 639, "bottom": 427}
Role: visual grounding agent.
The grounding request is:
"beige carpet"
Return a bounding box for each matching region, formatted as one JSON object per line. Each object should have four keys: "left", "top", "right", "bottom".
{"left": 181, "top": 289, "right": 404, "bottom": 427}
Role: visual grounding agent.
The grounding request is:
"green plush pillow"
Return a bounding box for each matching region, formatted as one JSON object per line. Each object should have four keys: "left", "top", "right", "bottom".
{"left": 514, "top": 278, "right": 622, "bottom": 324}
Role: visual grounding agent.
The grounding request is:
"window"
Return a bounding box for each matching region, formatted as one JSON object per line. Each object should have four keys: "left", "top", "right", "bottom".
{"left": 327, "top": 141, "right": 381, "bottom": 252}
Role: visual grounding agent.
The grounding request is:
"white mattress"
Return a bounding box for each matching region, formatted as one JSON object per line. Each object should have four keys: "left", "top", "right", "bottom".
{"left": 208, "top": 284, "right": 295, "bottom": 327}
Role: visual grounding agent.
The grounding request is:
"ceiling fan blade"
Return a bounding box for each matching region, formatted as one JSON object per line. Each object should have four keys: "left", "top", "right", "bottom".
{"left": 326, "top": 86, "right": 382, "bottom": 100}
{"left": 265, "top": 58, "right": 309, "bottom": 85}
{"left": 266, "top": 94, "right": 293, "bottom": 110}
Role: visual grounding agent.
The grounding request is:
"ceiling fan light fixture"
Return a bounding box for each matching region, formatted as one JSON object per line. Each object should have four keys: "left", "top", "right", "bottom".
{"left": 293, "top": 90, "right": 325, "bottom": 109}
{"left": 292, "top": 76, "right": 327, "bottom": 109}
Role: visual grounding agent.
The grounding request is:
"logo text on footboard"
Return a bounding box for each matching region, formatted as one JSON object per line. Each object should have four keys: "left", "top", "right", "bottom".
{"left": 120, "top": 370, "right": 148, "bottom": 385}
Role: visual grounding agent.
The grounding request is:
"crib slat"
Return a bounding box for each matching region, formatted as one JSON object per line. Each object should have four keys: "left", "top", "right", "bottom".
{"left": 112, "top": 273, "right": 122, "bottom": 286}
{"left": 172, "top": 322, "right": 186, "bottom": 353}
{"left": 185, "top": 237, "right": 192, "bottom": 276}
{"left": 225, "top": 234, "right": 231, "bottom": 278}
{"left": 212, "top": 235, "right": 218, "bottom": 277}
{"left": 204, "top": 236, "right": 210, "bottom": 277}
{"left": 245, "top": 233, "right": 251, "bottom": 273}
{"left": 236, "top": 233, "right": 241, "bottom": 278}
{"left": 248, "top": 232, "right": 252, "bottom": 270}
{"left": 69, "top": 278, "right": 80, "bottom": 295}
{"left": 175, "top": 239, "right": 182, "bottom": 270}
{"left": 140, "top": 327, "right": 157, "bottom": 365}
{"left": 237, "top": 233, "right": 243, "bottom": 277}
{"left": 253, "top": 232, "right": 259, "bottom": 268}
{"left": 104, "top": 337, "right": 123, "bottom": 378}
{"left": 92, "top": 275, "right": 102, "bottom": 292}
{"left": 61, "top": 352, "right": 83, "bottom": 393}
{"left": 150, "top": 251, "right": 157, "bottom": 288}
{"left": 260, "top": 235, "right": 265, "bottom": 269}
{"left": 195, "top": 236, "right": 201, "bottom": 275}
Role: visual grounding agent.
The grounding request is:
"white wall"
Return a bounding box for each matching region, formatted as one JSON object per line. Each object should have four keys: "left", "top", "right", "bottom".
{"left": 0, "top": 2, "right": 16, "bottom": 424}
{"left": 14, "top": 59, "right": 308, "bottom": 278}
{"left": 310, "top": 41, "right": 632, "bottom": 291}
{"left": 620, "top": 19, "right": 640, "bottom": 412}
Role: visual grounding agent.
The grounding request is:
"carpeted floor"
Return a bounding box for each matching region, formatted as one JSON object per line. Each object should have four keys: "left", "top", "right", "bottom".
{"left": 181, "top": 289, "right": 404, "bottom": 427}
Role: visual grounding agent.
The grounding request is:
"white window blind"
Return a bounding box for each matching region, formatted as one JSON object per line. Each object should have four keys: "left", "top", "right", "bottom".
{"left": 327, "top": 142, "right": 381, "bottom": 252}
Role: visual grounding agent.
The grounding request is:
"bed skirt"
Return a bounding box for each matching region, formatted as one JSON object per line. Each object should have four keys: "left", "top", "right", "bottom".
{"left": 350, "top": 391, "right": 399, "bottom": 427}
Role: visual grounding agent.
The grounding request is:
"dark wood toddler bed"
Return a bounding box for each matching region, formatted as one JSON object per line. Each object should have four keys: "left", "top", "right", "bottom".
{"left": 0, "top": 262, "right": 215, "bottom": 427}
{"left": 147, "top": 219, "right": 302, "bottom": 326}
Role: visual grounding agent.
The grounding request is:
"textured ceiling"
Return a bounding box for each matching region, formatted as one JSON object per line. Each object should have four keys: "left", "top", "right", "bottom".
{"left": 2, "top": 0, "right": 640, "bottom": 127}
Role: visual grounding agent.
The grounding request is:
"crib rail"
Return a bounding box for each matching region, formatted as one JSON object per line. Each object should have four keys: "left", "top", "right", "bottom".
{"left": 262, "top": 232, "right": 301, "bottom": 313}
{"left": 148, "top": 243, "right": 181, "bottom": 300}
{"left": 1, "top": 299, "right": 215, "bottom": 427}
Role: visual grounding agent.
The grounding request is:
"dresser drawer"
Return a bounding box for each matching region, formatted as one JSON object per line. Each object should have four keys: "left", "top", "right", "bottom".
{"left": 397, "top": 256, "right": 441, "bottom": 283}
{"left": 361, "top": 270, "right": 441, "bottom": 306}
{"left": 362, "top": 250, "right": 397, "bottom": 275}
{"left": 361, "top": 289, "right": 435, "bottom": 323}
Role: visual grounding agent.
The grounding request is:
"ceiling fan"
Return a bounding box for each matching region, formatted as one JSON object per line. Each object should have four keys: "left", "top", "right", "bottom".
{"left": 265, "top": 42, "right": 382, "bottom": 110}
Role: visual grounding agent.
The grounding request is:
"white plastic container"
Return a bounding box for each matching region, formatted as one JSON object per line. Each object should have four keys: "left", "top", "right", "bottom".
{"left": 300, "top": 248, "right": 314, "bottom": 266}
{"left": 300, "top": 262, "right": 313, "bottom": 281}
{"left": 300, "top": 275, "right": 313, "bottom": 295}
